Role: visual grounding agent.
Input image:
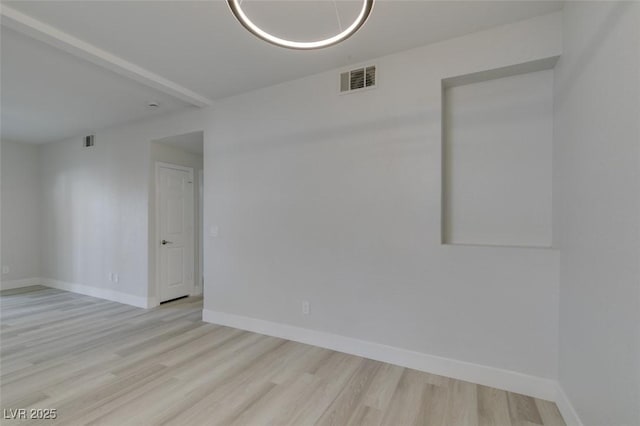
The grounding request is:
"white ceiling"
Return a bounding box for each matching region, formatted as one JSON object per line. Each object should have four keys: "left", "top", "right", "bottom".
{"left": 1, "top": 27, "right": 192, "bottom": 144}
{"left": 1, "top": 0, "right": 563, "bottom": 144}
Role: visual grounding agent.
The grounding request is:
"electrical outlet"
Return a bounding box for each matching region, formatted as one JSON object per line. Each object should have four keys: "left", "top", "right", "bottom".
{"left": 2, "top": 266, "right": 9, "bottom": 275}
{"left": 302, "top": 300, "right": 310, "bottom": 315}
{"left": 113, "top": 273, "right": 119, "bottom": 283}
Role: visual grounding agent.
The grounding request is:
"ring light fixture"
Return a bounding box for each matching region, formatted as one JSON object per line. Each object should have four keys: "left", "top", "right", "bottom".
{"left": 226, "top": 0, "right": 375, "bottom": 50}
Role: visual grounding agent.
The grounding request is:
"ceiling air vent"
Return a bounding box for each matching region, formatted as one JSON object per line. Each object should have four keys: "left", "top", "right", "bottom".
{"left": 83, "top": 135, "right": 95, "bottom": 148}
{"left": 340, "top": 65, "right": 376, "bottom": 93}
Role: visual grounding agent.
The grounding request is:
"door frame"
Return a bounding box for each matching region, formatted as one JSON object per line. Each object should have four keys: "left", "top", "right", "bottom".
{"left": 197, "top": 169, "right": 204, "bottom": 295}
{"left": 155, "top": 161, "right": 195, "bottom": 303}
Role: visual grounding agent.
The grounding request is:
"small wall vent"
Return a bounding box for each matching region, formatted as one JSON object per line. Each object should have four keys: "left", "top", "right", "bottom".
{"left": 340, "top": 66, "right": 376, "bottom": 93}
{"left": 83, "top": 135, "right": 95, "bottom": 148}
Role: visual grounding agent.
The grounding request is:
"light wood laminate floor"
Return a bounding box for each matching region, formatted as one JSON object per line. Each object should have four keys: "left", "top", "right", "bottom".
{"left": 0, "top": 286, "right": 565, "bottom": 426}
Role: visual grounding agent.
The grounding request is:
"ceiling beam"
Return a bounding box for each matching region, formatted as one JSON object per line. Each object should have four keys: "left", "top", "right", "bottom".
{"left": 0, "top": 5, "right": 214, "bottom": 108}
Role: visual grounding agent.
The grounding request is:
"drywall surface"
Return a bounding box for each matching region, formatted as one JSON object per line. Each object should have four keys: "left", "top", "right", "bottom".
{"left": 149, "top": 139, "right": 204, "bottom": 302}
{"left": 554, "top": 2, "right": 640, "bottom": 425}
{"left": 38, "top": 131, "right": 150, "bottom": 297}
{"left": 36, "top": 12, "right": 563, "bottom": 381}
{"left": 203, "top": 12, "right": 562, "bottom": 379}
{"left": 444, "top": 69, "right": 554, "bottom": 247}
{"left": 0, "top": 140, "right": 40, "bottom": 281}
{"left": 38, "top": 109, "right": 206, "bottom": 301}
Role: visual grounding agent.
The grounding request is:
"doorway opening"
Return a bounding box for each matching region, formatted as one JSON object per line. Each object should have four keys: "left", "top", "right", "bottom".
{"left": 150, "top": 131, "right": 204, "bottom": 305}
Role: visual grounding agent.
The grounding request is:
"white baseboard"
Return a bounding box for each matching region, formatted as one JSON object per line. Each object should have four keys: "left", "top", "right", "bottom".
{"left": 202, "top": 309, "right": 558, "bottom": 402}
{"left": 554, "top": 383, "right": 584, "bottom": 426}
{"left": 41, "top": 278, "right": 151, "bottom": 309}
{"left": 0, "top": 277, "right": 41, "bottom": 290}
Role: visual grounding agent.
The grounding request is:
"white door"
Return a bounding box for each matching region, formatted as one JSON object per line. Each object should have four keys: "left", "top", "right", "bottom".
{"left": 157, "top": 164, "right": 194, "bottom": 303}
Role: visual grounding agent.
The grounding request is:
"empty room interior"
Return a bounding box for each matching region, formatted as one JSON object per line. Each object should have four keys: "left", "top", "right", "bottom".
{"left": 0, "top": 1, "right": 638, "bottom": 425}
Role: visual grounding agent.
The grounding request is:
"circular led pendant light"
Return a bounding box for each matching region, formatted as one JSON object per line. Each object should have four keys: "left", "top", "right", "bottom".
{"left": 227, "top": 0, "right": 374, "bottom": 50}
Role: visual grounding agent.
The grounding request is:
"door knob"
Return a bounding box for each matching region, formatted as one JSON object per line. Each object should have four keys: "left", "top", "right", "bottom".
{"left": 162, "top": 239, "right": 173, "bottom": 245}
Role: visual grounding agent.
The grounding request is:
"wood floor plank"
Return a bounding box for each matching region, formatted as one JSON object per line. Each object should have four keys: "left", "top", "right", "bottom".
{"left": 535, "top": 399, "right": 566, "bottom": 426}
{"left": 478, "top": 385, "right": 511, "bottom": 426}
{"left": 507, "top": 392, "right": 544, "bottom": 425}
{"left": 379, "top": 369, "right": 426, "bottom": 426}
{"left": 0, "top": 286, "right": 566, "bottom": 426}
{"left": 345, "top": 404, "right": 384, "bottom": 426}
{"left": 443, "top": 379, "right": 479, "bottom": 426}
{"left": 361, "top": 362, "right": 404, "bottom": 411}
{"left": 416, "top": 383, "right": 448, "bottom": 426}
{"left": 314, "top": 359, "right": 380, "bottom": 426}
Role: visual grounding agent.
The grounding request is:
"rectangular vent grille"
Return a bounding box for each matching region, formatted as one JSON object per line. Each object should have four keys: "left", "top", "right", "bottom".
{"left": 350, "top": 69, "right": 365, "bottom": 90}
{"left": 340, "top": 66, "right": 376, "bottom": 93}
{"left": 83, "top": 135, "right": 95, "bottom": 147}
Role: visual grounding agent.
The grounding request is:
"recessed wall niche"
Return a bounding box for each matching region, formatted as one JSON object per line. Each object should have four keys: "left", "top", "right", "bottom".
{"left": 442, "top": 58, "right": 558, "bottom": 248}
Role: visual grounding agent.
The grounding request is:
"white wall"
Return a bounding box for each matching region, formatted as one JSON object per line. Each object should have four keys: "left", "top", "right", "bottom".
{"left": 149, "top": 139, "right": 204, "bottom": 303}
{"left": 203, "top": 12, "right": 562, "bottom": 380}
{"left": 1, "top": 140, "right": 40, "bottom": 285}
{"left": 37, "top": 110, "right": 206, "bottom": 306}
{"left": 38, "top": 130, "right": 150, "bottom": 300}
{"left": 32, "top": 12, "right": 563, "bottom": 393}
{"left": 554, "top": 2, "right": 640, "bottom": 425}
{"left": 444, "top": 69, "right": 554, "bottom": 248}
{"left": 13, "top": 7, "right": 640, "bottom": 418}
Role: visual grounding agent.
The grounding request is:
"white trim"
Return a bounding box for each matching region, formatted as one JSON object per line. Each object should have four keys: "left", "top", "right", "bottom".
{"left": 147, "top": 297, "right": 159, "bottom": 309}
{"left": 155, "top": 162, "right": 196, "bottom": 304}
{"left": 41, "top": 278, "right": 151, "bottom": 309}
{"left": 0, "top": 5, "right": 213, "bottom": 108}
{"left": 0, "top": 277, "right": 41, "bottom": 290}
{"left": 554, "top": 383, "right": 584, "bottom": 426}
{"left": 202, "top": 309, "right": 558, "bottom": 401}
{"left": 155, "top": 161, "right": 194, "bottom": 174}
{"left": 196, "top": 169, "right": 204, "bottom": 296}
